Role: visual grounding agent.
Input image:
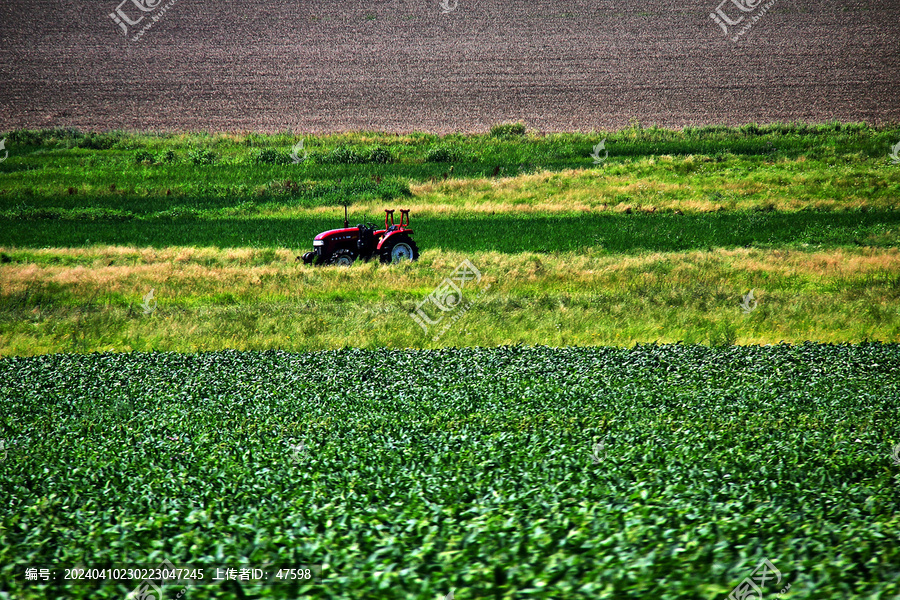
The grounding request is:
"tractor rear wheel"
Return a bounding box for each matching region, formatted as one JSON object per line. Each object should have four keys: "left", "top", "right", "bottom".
{"left": 327, "top": 249, "right": 355, "bottom": 267}
{"left": 380, "top": 238, "right": 419, "bottom": 264}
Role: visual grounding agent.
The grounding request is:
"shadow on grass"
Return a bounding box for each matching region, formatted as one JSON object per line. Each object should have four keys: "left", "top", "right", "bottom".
{"left": 1, "top": 211, "right": 898, "bottom": 254}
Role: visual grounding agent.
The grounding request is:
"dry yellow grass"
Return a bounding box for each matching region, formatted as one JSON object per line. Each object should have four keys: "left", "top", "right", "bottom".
{"left": 281, "top": 162, "right": 898, "bottom": 217}
{"left": 2, "top": 245, "right": 898, "bottom": 296}
{"left": 1, "top": 245, "right": 898, "bottom": 356}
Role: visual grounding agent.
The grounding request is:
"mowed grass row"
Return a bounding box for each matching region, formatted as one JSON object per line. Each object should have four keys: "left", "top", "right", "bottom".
{"left": 1, "top": 248, "right": 898, "bottom": 355}
{"left": 1, "top": 345, "right": 898, "bottom": 599}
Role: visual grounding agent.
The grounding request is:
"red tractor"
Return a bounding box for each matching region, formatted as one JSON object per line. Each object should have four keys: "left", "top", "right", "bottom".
{"left": 298, "top": 206, "right": 420, "bottom": 266}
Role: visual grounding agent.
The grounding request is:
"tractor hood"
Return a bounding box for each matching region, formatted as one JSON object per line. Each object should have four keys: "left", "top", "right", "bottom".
{"left": 314, "top": 227, "right": 358, "bottom": 241}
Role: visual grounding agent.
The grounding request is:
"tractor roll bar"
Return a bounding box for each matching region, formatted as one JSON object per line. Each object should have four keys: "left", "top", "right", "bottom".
{"left": 384, "top": 209, "right": 410, "bottom": 229}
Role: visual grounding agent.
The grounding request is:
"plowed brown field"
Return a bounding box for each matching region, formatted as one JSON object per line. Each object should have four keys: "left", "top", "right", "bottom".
{"left": 0, "top": 0, "right": 898, "bottom": 133}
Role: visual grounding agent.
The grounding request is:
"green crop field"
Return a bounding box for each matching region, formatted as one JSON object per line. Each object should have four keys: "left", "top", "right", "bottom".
{"left": 1, "top": 344, "right": 898, "bottom": 599}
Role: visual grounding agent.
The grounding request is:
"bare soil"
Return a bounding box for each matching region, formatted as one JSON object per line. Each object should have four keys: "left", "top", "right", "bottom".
{"left": 0, "top": 0, "right": 898, "bottom": 133}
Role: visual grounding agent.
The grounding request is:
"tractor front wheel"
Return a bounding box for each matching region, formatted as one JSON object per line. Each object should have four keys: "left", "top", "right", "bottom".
{"left": 327, "top": 249, "right": 355, "bottom": 267}
{"left": 380, "top": 238, "right": 419, "bottom": 264}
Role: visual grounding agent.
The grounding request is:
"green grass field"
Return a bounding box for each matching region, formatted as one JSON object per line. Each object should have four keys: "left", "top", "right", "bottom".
{"left": 1, "top": 122, "right": 899, "bottom": 354}
{"left": 1, "top": 122, "right": 899, "bottom": 220}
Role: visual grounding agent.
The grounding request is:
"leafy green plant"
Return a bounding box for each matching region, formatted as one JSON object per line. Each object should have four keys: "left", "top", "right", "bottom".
{"left": 366, "top": 145, "right": 394, "bottom": 164}
{"left": 490, "top": 122, "right": 527, "bottom": 137}
{"left": 134, "top": 150, "right": 155, "bottom": 165}
{"left": 75, "top": 132, "right": 121, "bottom": 150}
{"left": 188, "top": 147, "right": 217, "bottom": 165}
{"left": 254, "top": 148, "right": 292, "bottom": 165}
{"left": 316, "top": 146, "right": 366, "bottom": 165}
{"left": 3, "top": 128, "right": 82, "bottom": 146}
{"left": 425, "top": 144, "right": 466, "bottom": 163}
